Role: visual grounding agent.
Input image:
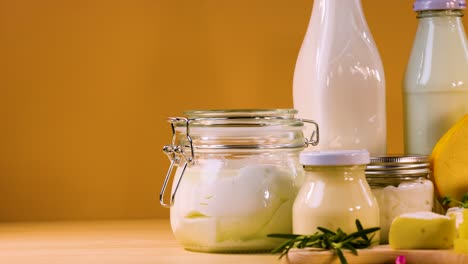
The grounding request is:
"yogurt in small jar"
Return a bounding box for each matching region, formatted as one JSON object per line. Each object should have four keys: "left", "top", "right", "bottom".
{"left": 293, "top": 150, "right": 380, "bottom": 242}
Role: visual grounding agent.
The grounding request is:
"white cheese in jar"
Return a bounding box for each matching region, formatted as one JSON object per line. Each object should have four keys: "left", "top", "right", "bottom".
{"left": 365, "top": 155, "right": 434, "bottom": 244}
{"left": 160, "top": 109, "right": 315, "bottom": 252}
{"left": 372, "top": 179, "right": 433, "bottom": 243}
{"left": 170, "top": 162, "right": 297, "bottom": 251}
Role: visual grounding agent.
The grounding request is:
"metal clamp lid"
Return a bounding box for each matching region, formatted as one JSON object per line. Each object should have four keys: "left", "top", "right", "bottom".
{"left": 159, "top": 117, "right": 194, "bottom": 208}
{"left": 303, "top": 119, "right": 320, "bottom": 147}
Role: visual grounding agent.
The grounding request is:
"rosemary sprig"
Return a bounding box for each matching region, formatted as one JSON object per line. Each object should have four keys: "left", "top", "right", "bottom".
{"left": 442, "top": 193, "right": 468, "bottom": 208}
{"left": 267, "top": 219, "right": 380, "bottom": 264}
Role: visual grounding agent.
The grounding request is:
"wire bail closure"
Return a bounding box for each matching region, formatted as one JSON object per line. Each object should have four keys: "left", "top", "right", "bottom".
{"left": 302, "top": 119, "right": 319, "bottom": 147}
{"left": 159, "top": 115, "right": 319, "bottom": 208}
{"left": 159, "top": 117, "right": 194, "bottom": 208}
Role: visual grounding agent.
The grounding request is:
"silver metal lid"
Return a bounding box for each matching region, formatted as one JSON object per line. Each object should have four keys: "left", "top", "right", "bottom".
{"left": 369, "top": 155, "right": 429, "bottom": 164}
{"left": 366, "top": 155, "right": 431, "bottom": 176}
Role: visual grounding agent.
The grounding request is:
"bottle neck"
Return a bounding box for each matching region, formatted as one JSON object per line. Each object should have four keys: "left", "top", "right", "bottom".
{"left": 312, "top": 0, "right": 364, "bottom": 19}
{"left": 308, "top": 0, "right": 369, "bottom": 41}
{"left": 404, "top": 7, "right": 468, "bottom": 92}
{"left": 413, "top": 9, "right": 468, "bottom": 45}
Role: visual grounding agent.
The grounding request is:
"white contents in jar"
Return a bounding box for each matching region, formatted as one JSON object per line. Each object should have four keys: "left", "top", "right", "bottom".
{"left": 371, "top": 179, "right": 433, "bottom": 244}
{"left": 293, "top": 178, "right": 380, "bottom": 235}
{"left": 292, "top": 160, "right": 379, "bottom": 239}
{"left": 170, "top": 162, "right": 297, "bottom": 252}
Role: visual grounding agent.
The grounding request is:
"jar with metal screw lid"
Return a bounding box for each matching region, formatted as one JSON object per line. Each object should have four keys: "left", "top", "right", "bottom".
{"left": 365, "top": 155, "right": 434, "bottom": 244}
{"left": 159, "top": 109, "right": 319, "bottom": 252}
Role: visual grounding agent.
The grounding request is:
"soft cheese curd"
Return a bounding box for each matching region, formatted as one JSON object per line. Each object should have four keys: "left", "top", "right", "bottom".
{"left": 372, "top": 179, "right": 433, "bottom": 244}
{"left": 170, "top": 160, "right": 298, "bottom": 252}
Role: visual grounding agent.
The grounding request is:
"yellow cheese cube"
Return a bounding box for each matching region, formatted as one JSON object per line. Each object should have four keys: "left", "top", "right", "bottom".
{"left": 446, "top": 207, "right": 464, "bottom": 229}
{"left": 448, "top": 208, "right": 468, "bottom": 239}
{"left": 454, "top": 239, "right": 468, "bottom": 254}
{"left": 460, "top": 222, "right": 468, "bottom": 239}
{"left": 389, "top": 212, "right": 456, "bottom": 249}
{"left": 461, "top": 209, "right": 468, "bottom": 239}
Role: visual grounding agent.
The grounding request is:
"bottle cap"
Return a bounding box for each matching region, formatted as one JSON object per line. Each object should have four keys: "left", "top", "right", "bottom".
{"left": 413, "top": 0, "right": 466, "bottom": 11}
{"left": 299, "top": 150, "right": 370, "bottom": 166}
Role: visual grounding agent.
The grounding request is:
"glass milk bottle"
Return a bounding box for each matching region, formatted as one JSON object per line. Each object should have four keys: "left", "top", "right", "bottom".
{"left": 404, "top": 0, "right": 468, "bottom": 155}
{"left": 293, "top": 0, "right": 386, "bottom": 156}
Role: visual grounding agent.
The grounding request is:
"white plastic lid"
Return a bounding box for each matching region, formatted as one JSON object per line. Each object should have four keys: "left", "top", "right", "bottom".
{"left": 299, "top": 150, "right": 370, "bottom": 166}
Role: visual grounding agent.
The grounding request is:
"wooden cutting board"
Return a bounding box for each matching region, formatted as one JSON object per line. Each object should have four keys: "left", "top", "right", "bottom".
{"left": 281, "top": 245, "right": 468, "bottom": 264}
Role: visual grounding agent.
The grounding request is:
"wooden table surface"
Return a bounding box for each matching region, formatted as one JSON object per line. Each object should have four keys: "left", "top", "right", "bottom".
{"left": 0, "top": 219, "right": 279, "bottom": 264}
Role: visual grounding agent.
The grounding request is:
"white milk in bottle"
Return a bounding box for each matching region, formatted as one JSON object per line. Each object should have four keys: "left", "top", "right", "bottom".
{"left": 404, "top": 0, "right": 468, "bottom": 155}
{"left": 293, "top": 0, "right": 386, "bottom": 156}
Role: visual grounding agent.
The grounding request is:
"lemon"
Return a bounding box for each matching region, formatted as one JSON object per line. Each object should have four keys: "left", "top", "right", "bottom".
{"left": 430, "top": 115, "right": 468, "bottom": 204}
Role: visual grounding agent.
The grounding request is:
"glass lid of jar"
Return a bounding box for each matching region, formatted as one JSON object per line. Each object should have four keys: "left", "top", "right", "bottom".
{"left": 168, "top": 109, "right": 319, "bottom": 150}
{"left": 180, "top": 109, "right": 304, "bottom": 127}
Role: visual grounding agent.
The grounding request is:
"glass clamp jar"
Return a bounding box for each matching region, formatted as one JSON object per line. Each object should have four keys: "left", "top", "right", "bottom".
{"left": 293, "top": 150, "right": 380, "bottom": 243}
{"left": 159, "top": 109, "right": 319, "bottom": 253}
{"left": 365, "top": 155, "right": 434, "bottom": 244}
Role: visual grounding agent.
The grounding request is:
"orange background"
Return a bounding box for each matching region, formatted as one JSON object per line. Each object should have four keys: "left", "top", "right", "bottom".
{"left": 1, "top": 0, "right": 465, "bottom": 221}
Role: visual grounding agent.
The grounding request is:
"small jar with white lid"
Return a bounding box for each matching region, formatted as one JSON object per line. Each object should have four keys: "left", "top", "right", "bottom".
{"left": 293, "top": 150, "right": 380, "bottom": 242}
{"left": 365, "top": 155, "right": 434, "bottom": 244}
{"left": 160, "top": 109, "right": 319, "bottom": 253}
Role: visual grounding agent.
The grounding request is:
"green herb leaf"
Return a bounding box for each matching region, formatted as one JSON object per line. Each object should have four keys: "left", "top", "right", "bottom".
{"left": 442, "top": 196, "right": 452, "bottom": 206}
{"left": 268, "top": 219, "right": 380, "bottom": 264}
{"left": 336, "top": 248, "right": 348, "bottom": 264}
{"left": 343, "top": 243, "right": 358, "bottom": 256}
{"left": 462, "top": 193, "right": 468, "bottom": 206}
{"left": 267, "top": 233, "right": 302, "bottom": 239}
{"left": 317, "top": 226, "right": 336, "bottom": 235}
{"left": 442, "top": 194, "right": 468, "bottom": 208}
